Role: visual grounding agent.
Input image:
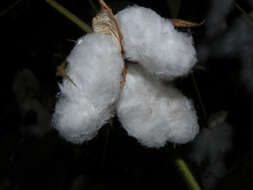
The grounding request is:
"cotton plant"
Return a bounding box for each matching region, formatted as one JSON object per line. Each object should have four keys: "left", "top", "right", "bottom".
{"left": 189, "top": 111, "right": 232, "bottom": 190}
{"left": 13, "top": 69, "right": 51, "bottom": 138}
{"left": 52, "top": 0, "right": 199, "bottom": 148}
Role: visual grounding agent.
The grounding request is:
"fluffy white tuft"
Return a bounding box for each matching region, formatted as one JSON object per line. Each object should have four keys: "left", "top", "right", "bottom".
{"left": 117, "top": 65, "right": 199, "bottom": 148}
{"left": 53, "top": 33, "right": 124, "bottom": 144}
{"left": 116, "top": 6, "right": 197, "bottom": 80}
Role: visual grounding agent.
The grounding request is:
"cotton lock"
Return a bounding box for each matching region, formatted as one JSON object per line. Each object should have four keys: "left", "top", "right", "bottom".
{"left": 52, "top": 33, "right": 124, "bottom": 144}
{"left": 117, "top": 65, "right": 199, "bottom": 148}
{"left": 116, "top": 6, "right": 197, "bottom": 80}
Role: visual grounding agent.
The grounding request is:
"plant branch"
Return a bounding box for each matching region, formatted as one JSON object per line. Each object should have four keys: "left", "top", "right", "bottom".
{"left": 88, "top": 0, "right": 98, "bottom": 13}
{"left": 234, "top": 2, "right": 253, "bottom": 23}
{"left": 45, "top": 0, "right": 92, "bottom": 33}
{"left": 0, "top": 0, "right": 24, "bottom": 17}
{"left": 191, "top": 73, "right": 208, "bottom": 123}
{"left": 175, "top": 158, "right": 201, "bottom": 190}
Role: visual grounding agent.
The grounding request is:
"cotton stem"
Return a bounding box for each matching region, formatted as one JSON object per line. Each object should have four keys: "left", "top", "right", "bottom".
{"left": 234, "top": 2, "right": 253, "bottom": 23}
{"left": 88, "top": 0, "right": 99, "bottom": 13}
{"left": 175, "top": 158, "right": 202, "bottom": 190}
{"left": 191, "top": 73, "right": 208, "bottom": 124}
{"left": 0, "top": 0, "right": 24, "bottom": 17}
{"left": 45, "top": 0, "right": 92, "bottom": 33}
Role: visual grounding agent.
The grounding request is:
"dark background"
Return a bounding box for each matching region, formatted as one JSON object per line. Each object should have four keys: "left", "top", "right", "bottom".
{"left": 1, "top": 0, "right": 253, "bottom": 189}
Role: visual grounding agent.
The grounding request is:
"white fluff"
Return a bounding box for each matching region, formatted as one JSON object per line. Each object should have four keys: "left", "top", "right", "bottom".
{"left": 117, "top": 65, "right": 199, "bottom": 148}
{"left": 53, "top": 33, "right": 124, "bottom": 144}
{"left": 116, "top": 6, "right": 197, "bottom": 80}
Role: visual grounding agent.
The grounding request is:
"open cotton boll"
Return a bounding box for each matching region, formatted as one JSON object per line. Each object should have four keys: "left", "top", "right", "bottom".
{"left": 117, "top": 65, "right": 199, "bottom": 148}
{"left": 201, "top": 160, "right": 227, "bottom": 190}
{"left": 189, "top": 121, "right": 232, "bottom": 165}
{"left": 116, "top": 6, "right": 197, "bottom": 80}
{"left": 13, "top": 69, "right": 40, "bottom": 102}
{"left": 53, "top": 33, "right": 124, "bottom": 144}
{"left": 19, "top": 98, "right": 51, "bottom": 138}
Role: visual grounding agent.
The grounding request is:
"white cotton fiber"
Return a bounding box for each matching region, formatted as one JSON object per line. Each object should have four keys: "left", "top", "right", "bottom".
{"left": 116, "top": 65, "right": 199, "bottom": 148}
{"left": 53, "top": 33, "right": 124, "bottom": 144}
{"left": 116, "top": 6, "right": 197, "bottom": 80}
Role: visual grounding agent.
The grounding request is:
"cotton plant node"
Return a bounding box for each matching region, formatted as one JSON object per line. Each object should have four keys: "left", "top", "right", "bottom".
{"left": 92, "top": 0, "right": 127, "bottom": 87}
{"left": 169, "top": 18, "right": 204, "bottom": 28}
{"left": 56, "top": 61, "right": 77, "bottom": 87}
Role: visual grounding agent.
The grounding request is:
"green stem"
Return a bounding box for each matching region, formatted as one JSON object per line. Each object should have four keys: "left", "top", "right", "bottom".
{"left": 0, "top": 0, "right": 24, "bottom": 17}
{"left": 88, "top": 0, "right": 98, "bottom": 13}
{"left": 234, "top": 2, "right": 253, "bottom": 23}
{"left": 191, "top": 73, "right": 208, "bottom": 122}
{"left": 175, "top": 158, "right": 201, "bottom": 190}
{"left": 45, "top": 0, "right": 92, "bottom": 33}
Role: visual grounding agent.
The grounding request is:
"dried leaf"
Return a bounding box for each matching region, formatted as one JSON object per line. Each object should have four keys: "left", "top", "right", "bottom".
{"left": 56, "top": 61, "right": 77, "bottom": 87}
{"left": 170, "top": 18, "right": 204, "bottom": 28}
{"left": 120, "top": 64, "right": 127, "bottom": 88}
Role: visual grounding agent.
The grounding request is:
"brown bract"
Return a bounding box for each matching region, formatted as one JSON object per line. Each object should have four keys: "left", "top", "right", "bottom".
{"left": 56, "top": 1, "right": 201, "bottom": 88}
{"left": 92, "top": 0, "right": 124, "bottom": 54}
{"left": 170, "top": 18, "right": 204, "bottom": 28}
{"left": 56, "top": 61, "right": 77, "bottom": 87}
{"left": 92, "top": 0, "right": 126, "bottom": 87}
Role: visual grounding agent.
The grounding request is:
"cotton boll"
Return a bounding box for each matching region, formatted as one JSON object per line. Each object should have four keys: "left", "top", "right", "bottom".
{"left": 190, "top": 122, "right": 232, "bottom": 165}
{"left": 12, "top": 69, "right": 50, "bottom": 138}
{"left": 198, "top": 14, "right": 253, "bottom": 63}
{"left": 189, "top": 120, "right": 232, "bottom": 190}
{"left": 13, "top": 69, "right": 40, "bottom": 102}
{"left": 19, "top": 98, "right": 51, "bottom": 138}
{"left": 117, "top": 65, "right": 199, "bottom": 148}
{"left": 53, "top": 33, "right": 124, "bottom": 144}
{"left": 201, "top": 160, "right": 227, "bottom": 190}
{"left": 69, "top": 174, "right": 106, "bottom": 190}
{"left": 206, "top": 0, "right": 233, "bottom": 37}
{"left": 116, "top": 6, "right": 197, "bottom": 80}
